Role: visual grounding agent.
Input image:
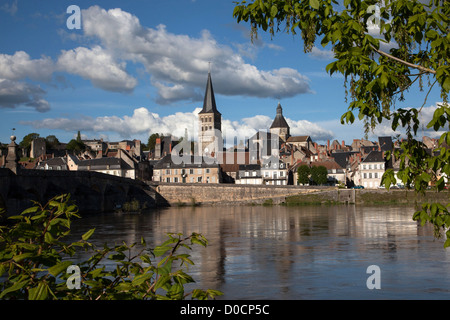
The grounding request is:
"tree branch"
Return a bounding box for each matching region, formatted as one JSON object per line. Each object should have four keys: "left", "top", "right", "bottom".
{"left": 370, "top": 44, "right": 436, "bottom": 75}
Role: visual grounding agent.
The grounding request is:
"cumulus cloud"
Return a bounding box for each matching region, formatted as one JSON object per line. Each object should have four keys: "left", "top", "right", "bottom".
{"left": 79, "top": 6, "right": 312, "bottom": 103}
{"left": 22, "top": 106, "right": 335, "bottom": 142}
{"left": 0, "top": 51, "right": 55, "bottom": 82}
{"left": 57, "top": 46, "right": 137, "bottom": 93}
{"left": 0, "top": 51, "right": 54, "bottom": 112}
{"left": 0, "top": 79, "right": 50, "bottom": 112}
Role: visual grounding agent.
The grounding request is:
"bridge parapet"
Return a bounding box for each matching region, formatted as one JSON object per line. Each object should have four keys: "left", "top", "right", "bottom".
{"left": 0, "top": 168, "right": 156, "bottom": 216}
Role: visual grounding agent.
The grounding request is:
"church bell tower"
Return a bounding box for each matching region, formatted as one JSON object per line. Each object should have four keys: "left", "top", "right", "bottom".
{"left": 198, "top": 71, "right": 222, "bottom": 156}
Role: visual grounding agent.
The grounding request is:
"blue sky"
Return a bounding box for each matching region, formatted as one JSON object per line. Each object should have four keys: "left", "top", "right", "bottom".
{"left": 0, "top": 0, "right": 443, "bottom": 147}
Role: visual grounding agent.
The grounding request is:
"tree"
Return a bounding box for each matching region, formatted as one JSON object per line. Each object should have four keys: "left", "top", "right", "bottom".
{"left": 147, "top": 133, "right": 163, "bottom": 152}
{"left": 233, "top": 0, "right": 450, "bottom": 246}
{"left": 19, "top": 133, "right": 40, "bottom": 151}
{"left": 311, "top": 165, "right": 328, "bottom": 185}
{"left": 45, "top": 135, "right": 60, "bottom": 149}
{"left": 297, "top": 164, "right": 311, "bottom": 185}
{"left": 66, "top": 139, "right": 85, "bottom": 153}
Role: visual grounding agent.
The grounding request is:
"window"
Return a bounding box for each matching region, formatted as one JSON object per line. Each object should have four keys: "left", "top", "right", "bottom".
{"left": 369, "top": 173, "right": 372, "bottom": 179}
{"left": 212, "top": 176, "right": 216, "bottom": 183}
{"left": 189, "top": 169, "right": 194, "bottom": 174}
{"left": 280, "top": 171, "right": 284, "bottom": 177}
{"left": 245, "top": 171, "right": 249, "bottom": 176}
{"left": 252, "top": 171, "right": 256, "bottom": 176}
{"left": 369, "top": 164, "right": 372, "bottom": 170}
{"left": 166, "top": 169, "right": 170, "bottom": 175}
{"left": 374, "top": 164, "right": 377, "bottom": 169}
{"left": 374, "top": 172, "right": 378, "bottom": 178}
{"left": 197, "top": 177, "right": 202, "bottom": 182}
{"left": 197, "top": 168, "right": 202, "bottom": 174}
{"left": 166, "top": 177, "right": 170, "bottom": 183}
{"left": 174, "top": 169, "right": 178, "bottom": 175}
{"left": 174, "top": 177, "right": 178, "bottom": 183}
{"left": 206, "top": 168, "right": 210, "bottom": 173}
{"left": 363, "top": 165, "right": 366, "bottom": 170}
{"left": 364, "top": 173, "right": 367, "bottom": 179}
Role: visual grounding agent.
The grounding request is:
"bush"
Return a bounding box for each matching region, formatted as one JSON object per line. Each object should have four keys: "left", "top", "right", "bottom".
{"left": 0, "top": 194, "right": 222, "bottom": 300}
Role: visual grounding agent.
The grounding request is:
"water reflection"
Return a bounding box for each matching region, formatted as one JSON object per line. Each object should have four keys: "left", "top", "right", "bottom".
{"left": 69, "top": 205, "right": 450, "bottom": 299}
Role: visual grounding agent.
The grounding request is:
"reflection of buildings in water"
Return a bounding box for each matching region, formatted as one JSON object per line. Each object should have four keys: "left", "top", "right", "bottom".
{"left": 73, "top": 205, "right": 449, "bottom": 298}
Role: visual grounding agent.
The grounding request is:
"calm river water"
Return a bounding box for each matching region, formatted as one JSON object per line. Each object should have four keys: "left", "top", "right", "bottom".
{"left": 69, "top": 205, "right": 450, "bottom": 300}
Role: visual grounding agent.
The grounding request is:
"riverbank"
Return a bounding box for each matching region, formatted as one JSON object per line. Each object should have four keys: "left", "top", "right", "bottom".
{"left": 150, "top": 182, "right": 449, "bottom": 207}
{"left": 284, "top": 188, "right": 449, "bottom": 206}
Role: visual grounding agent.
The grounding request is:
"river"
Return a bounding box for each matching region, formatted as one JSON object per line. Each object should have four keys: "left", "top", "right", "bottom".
{"left": 69, "top": 204, "right": 450, "bottom": 300}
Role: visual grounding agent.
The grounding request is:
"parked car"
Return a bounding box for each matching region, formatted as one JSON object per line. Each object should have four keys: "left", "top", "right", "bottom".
{"left": 352, "top": 185, "right": 364, "bottom": 189}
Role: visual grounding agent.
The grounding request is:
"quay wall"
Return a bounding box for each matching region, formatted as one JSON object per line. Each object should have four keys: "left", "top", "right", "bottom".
{"left": 148, "top": 182, "right": 450, "bottom": 207}
{"left": 147, "top": 182, "right": 354, "bottom": 206}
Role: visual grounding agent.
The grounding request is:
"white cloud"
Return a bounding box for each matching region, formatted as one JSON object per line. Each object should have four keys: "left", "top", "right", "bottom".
{"left": 0, "top": 51, "right": 54, "bottom": 82}
{"left": 22, "top": 106, "right": 335, "bottom": 143}
{"left": 79, "top": 6, "right": 312, "bottom": 103}
{"left": 57, "top": 46, "right": 137, "bottom": 93}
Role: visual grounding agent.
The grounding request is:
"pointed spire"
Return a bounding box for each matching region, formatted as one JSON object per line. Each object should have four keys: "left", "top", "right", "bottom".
{"left": 270, "top": 101, "right": 289, "bottom": 129}
{"left": 199, "top": 70, "right": 220, "bottom": 114}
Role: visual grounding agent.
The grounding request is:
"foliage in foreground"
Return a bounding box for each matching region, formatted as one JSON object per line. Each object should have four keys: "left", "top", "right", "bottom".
{"left": 0, "top": 194, "right": 223, "bottom": 300}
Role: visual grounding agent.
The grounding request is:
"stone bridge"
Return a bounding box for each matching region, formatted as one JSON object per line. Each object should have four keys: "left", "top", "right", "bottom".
{"left": 0, "top": 168, "right": 157, "bottom": 216}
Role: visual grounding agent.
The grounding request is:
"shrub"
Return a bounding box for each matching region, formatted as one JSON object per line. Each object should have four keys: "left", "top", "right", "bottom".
{"left": 0, "top": 194, "right": 222, "bottom": 300}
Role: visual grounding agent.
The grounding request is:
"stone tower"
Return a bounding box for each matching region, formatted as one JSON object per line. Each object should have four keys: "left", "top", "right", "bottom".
{"left": 198, "top": 71, "right": 222, "bottom": 156}
{"left": 270, "top": 102, "right": 290, "bottom": 142}
{"left": 6, "top": 135, "right": 20, "bottom": 174}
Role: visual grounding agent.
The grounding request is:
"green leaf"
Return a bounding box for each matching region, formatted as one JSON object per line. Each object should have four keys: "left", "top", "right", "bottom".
{"left": 28, "top": 282, "right": 49, "bottom": 300}
{"left": 132, "top": 272, "right": 153, "bottom": 286}
{"left": 154, "top": 274, "right": 171, "bottom": 290}
{"left": 48, "top": 260, "right": 73, "bottom": 277}
{"left": 153, "top": 245, "right": 171, "bottom": 257}
{"left": 0, "top": 279, "right": 29, "bottom": 299}
{"left": 13, "top": 252, "right": 35, "bottom": 262}
{"left": 21, "top": 206, "right": 39, "bottom": 215}
{"left": 309, "top": 0, "right": 319, "bottom": 10}
{"left": 82, "top": 228, "right": 95, "bottom": 241}
{"left": 270, "top": 5, "right": 277, "bottom": 18}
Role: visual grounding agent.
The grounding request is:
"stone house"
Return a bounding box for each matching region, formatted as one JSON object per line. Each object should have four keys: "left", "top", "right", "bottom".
{"left": 152, "top": 154, "right": 221, "bottom": 184}
{"left": 78, "top": 157, "right": 135, "bottom": 179}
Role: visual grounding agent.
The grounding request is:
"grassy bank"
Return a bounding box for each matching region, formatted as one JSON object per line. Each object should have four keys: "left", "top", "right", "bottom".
{"left": 283, "top": 189, "right": 450, "bottom": 206}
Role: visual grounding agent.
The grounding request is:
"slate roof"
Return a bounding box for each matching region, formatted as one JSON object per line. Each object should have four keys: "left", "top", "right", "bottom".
{"left": 361, "top": 150, "right": 385, "bottom": 163}
{"left": 153, "top": 154, "right": 219, "bottom": 169}
{"left": 199, "top": 72, "right": 221, "bottom": 115}
{"left": 270, "top": 102, "right": 289, "bottom": 129}
{"left": 378, "top": 136, "right": 393, "bottom": 152}
{"left": 78, "top": 157, "right": 133, "bottom": 170}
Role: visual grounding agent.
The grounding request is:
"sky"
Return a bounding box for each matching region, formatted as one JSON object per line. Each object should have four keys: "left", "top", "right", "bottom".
{"left": 0, "top": 0, "right": 444, "bottom": 147}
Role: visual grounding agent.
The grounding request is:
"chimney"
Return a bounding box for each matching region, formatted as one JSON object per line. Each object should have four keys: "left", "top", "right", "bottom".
{"left": 342, "top": 140, "right": 345, "bottom": 148}
{"left": 327, "top": 140, "right": 330, "bottom": 150}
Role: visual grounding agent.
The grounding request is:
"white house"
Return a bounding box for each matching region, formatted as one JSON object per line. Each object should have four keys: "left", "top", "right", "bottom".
{"left": 261, "top": 156, "right": 288, "bottom": 185}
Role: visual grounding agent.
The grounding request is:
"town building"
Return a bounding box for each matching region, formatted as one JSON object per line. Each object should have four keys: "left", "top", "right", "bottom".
{"left": 261, "top": 156, "right": 288, "bottom": 185}
{"left": 152, "top": 154, "right": 221, "bottom": 184}
{"left": 78, "top": 157, "right": 136, "bottom": 179}
{"left": 359, "top": 150, "right": 386, "bottom": 188}
{"left": 269, "top": 102, "right": 290, "bottom": 143}
{"left": 198, "top": 71, "right": 222, "bottom": 157}
{"left": 235, "top": 164, "right": 263, "bottom": 185}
